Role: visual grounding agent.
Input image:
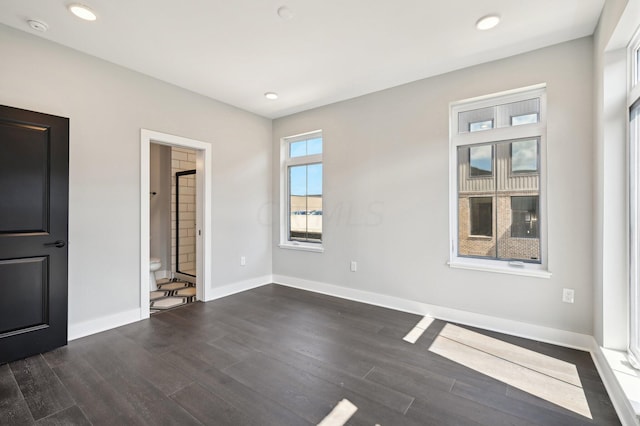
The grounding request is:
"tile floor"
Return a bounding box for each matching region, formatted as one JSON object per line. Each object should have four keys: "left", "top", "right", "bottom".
{"left": 149, "top": 278, "right": 196, "bottom": 314}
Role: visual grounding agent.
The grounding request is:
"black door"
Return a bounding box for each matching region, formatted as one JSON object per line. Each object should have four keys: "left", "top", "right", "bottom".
{"left": 0, "top": 105, "right": 69, "bottom": 364}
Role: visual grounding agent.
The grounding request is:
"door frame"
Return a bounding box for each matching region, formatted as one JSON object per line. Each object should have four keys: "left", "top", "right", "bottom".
{"left": 140, "top": 129, "right": 212, "bottom": 319}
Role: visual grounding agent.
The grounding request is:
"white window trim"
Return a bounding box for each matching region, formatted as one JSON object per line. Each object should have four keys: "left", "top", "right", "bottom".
{"left": 628, "top": 29, "right": 640, "bottom": 369}
{"left": 448, "top": 84, "right": 551, "bottom": 278}
{"left": 279, "top": 130, "right": 324, "bottom": 253}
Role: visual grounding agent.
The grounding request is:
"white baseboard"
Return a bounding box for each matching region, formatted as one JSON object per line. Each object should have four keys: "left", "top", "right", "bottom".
{"left": 590, "top": 343, "right": 639, "bottom": 426}
{"left": 272, "top": 274, "right": 593, "bottom": 351}
{"left": 68, "top": 308, "right": 142, "bottom": 341}
{"left": 204, "top": 275, "right": 272, "bottom": 302}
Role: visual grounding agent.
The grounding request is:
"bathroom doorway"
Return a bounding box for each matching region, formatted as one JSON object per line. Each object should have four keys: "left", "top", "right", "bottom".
{"left": 140, "top": 129, "right": 212, "bottom": 319}
{"left": 149, "top": 146, "right": 198, "bottom": 313}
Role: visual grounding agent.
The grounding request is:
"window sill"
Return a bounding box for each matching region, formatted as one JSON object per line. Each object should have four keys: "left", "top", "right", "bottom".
{"left": 448, "top": 260, "right": 552, "bottom": 279}
{"left": 601, "top": 348, "right": 640, "bottom": 419}
{"left": 279, "top": 242, "right": 324, "bottom": 253}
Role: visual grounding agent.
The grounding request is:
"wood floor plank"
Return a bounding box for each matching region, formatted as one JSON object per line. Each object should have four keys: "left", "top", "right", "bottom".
{"left": 196, "top": 366, "right": 313, "bottom": 426}
{"left": 160, "top": 340, "right": 252, "bottom": 380}
{"left": 506, "top": 384, "right": 621, "bottom": 425}
{"left": 115, "top": 315, "right": 204, "bottom": 355}
{"left": 0, "top": 363, "right": 34, "bottom": 426}
{"left": 364, "top": 364, "right": 455, "bottom": 396}
{"left": 9, "top": 355, "right": 74, "bottom": 421}
{"left": 34, "top": 405, "right": 91, "bottom": 426}
{"left": 170, "top": 382, "right": 256, "bottom": 426}
{"left": 406, "top": 393, "right": 538, "bottom": 426}
{"left": 451, "top": 378, "right": 591, "bottom": 426}
{"left": 221, "top": 351, "right": 338, "bottom": 424}
{"left": 222, "top": 351, "right": 422, "bottom": 426}
{"left": 103, "top": 370, "right": 202, "bottom": 425}
{"left": 218, "top": 329, "right": 416, "bottom": 414}
{"left": 52, "top": 357, "right": 147, "bottom": 426}
{"left": 106, "top": 334, "right": 195, "bottom": 396}
{"left": 213, "top": 320, "right": 376, "bottom": 378}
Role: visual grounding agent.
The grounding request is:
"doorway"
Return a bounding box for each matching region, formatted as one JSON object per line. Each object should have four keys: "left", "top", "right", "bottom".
{"left": 140, "top": 129, "right": 212, "bottom": 319}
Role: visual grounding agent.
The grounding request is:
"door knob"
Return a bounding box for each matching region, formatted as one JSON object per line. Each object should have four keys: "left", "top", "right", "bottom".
{"left": 44, "top": 240, "right": 66, "bottom": 248}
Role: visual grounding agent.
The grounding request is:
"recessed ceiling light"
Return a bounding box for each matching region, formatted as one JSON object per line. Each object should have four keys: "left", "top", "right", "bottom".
{"left": 68, "top": 4, "right": 97, "bottom": 21}
{"left": 27, "top": 19, "right": 49, "bottom": 32}
{"left": 277, "top": 6, "right": 294, "bottom": 20}
{"left": 476, "top": 14, "right": 500, "bottom": 31}
{"left": 265, "top": 92, "right": 279, "bottom": 100}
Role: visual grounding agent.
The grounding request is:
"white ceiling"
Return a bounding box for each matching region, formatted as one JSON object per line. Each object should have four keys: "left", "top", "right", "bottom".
{"left": 0, "top": 0, "right": 605, "bottom": 118}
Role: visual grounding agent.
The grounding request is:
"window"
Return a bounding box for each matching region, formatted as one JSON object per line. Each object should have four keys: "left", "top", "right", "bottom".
{"left": 280, "top": 131, "right": 323, "bottom": 251}
{"left": 450, "top": 85, "right": 548, "bottom": 276}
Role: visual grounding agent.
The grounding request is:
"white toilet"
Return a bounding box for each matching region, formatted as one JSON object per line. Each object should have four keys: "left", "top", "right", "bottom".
{"left": 150, "top": 257, "right": 162, "bottom": 291}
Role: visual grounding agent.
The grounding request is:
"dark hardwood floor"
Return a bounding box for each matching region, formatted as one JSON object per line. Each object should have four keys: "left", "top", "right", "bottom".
{"left": 0, "top": 284, "right": 620, "bottom": 425}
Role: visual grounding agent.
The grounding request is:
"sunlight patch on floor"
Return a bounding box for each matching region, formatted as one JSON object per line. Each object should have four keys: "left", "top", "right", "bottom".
{"left": 429, "top": 324, "right": 592, "bottom": 419}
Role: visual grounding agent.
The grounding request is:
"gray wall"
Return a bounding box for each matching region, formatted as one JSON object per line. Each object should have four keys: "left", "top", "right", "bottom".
{"left": 150, "top": 143, "right": 171, "bottom": 270}
{"left": 0, "top": 24, "right": 272, "bottom": 326}
{"left": 273, "top": 37, "right": 595, "bottom": 335}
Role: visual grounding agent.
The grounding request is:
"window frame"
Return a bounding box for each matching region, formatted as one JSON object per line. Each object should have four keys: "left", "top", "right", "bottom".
{"left": 279, "top": 130, "right": 324, "bottom": 253}
{"left": 449, "top": 84, "right": 550, "bottom": 278}
{"left": 628, "top": 31, "right": 640, "bottom": 368}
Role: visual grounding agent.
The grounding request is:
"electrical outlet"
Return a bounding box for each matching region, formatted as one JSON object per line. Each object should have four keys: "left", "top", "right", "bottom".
{"left": 240, "top": 256, "right": 246, "bottom": 266}
{"left": 562, "top": 288, "right": 575, "bottom": 304}
{"left": 350, "top": 261, "right": 357, "bottom": 272}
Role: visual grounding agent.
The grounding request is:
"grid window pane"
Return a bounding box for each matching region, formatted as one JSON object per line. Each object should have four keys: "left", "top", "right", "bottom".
{"left": 458, "top": 106, "right": 495, "bottom": 134}
{"left": 289, "top": 137, "right": 323, "bottom": 158}
{"left": 288, "top": 164, "right": 322, "bottom": 242}
{"left": 290, "top": 141, "right": 307, "bottom": 158}
{"left": 307, "top": 137, "right": 323, "bottom": 155}
{"left": 289, "top": 165, "right": 307, "bottom": 196}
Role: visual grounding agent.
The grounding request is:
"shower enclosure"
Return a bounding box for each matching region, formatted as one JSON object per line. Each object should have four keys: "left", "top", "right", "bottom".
{"left": 175, "top": 169, "right": 196, "bottom": 277}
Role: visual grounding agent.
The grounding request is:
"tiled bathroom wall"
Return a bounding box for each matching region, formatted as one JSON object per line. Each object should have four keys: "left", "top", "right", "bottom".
{"left": 171, "top": 147, "right": 197, "bottom": 277}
